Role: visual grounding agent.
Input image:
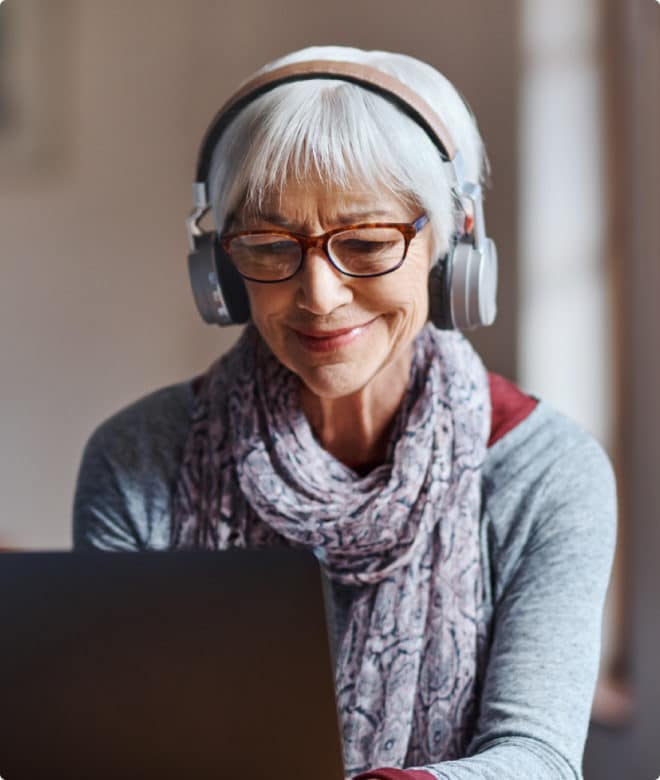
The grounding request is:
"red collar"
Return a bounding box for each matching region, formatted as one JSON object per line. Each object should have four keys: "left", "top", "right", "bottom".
{"left": 488, "top": 371, "right": 539, "bottom": 448}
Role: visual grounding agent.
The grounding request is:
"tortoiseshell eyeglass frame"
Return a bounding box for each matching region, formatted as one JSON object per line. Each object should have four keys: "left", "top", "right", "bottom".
{"left": 220, "top": 213, "right": 430, "bottom": 283}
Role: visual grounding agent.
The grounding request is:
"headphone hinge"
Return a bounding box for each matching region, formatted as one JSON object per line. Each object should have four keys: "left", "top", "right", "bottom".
{"left": 186, "top": 204, "right": 209, "bottom": 251}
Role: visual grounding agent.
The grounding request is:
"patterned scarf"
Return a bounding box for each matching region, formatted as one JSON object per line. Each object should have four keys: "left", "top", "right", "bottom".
{"left": 171, "top": 322, "right": 492, "bottom": 775}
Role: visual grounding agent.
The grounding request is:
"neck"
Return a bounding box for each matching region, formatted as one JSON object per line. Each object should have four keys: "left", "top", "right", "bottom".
{"left": 300, "top": 346, "right": 413, "bottom": 473}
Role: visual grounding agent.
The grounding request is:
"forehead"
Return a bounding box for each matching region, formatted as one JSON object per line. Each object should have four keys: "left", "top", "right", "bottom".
{"left": 239, "top": 171, "right": 417, "bottom": 229}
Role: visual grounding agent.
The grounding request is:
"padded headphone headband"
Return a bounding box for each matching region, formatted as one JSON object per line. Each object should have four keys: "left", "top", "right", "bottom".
{"left": 192, "top": 59, "right": 463, "bottom": 208}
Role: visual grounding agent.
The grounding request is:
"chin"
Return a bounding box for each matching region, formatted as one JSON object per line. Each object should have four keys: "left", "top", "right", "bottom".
{"left": 296, "top": 361, "right": 374, "bottom": 400}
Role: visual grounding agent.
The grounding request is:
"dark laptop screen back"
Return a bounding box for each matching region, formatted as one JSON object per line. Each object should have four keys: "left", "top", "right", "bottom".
{"left": 0, "top": 548, "right": 346, "bottom": 780}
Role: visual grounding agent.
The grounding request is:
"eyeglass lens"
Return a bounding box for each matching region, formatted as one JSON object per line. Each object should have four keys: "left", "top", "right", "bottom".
{"left": 226, "top": 226, "right": 407, "bottom": 281}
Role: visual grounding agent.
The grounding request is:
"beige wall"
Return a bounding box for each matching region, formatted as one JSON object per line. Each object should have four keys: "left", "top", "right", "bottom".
{"left": 0, "top": 0, "right": 519, "bottom": 550}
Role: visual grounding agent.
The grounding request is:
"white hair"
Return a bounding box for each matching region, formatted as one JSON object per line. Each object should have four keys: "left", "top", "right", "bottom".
{"left": 207, "top": 45, "right": 490, "bottom": 258}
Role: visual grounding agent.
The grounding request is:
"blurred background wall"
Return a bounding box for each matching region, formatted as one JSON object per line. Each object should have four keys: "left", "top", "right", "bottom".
{"left": 0, "top": 0, "right": 519, "bottom": 551}
{"left": 1, "top": 0, "right": 657, "bottom": 777}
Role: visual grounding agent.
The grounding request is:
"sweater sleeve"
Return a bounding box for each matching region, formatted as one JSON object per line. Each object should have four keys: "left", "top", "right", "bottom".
{"left": 72, "top": 419, "right": 146, "bottom": 551}
{"left": 355, "top": 431, "right": 618, "bottom": 780}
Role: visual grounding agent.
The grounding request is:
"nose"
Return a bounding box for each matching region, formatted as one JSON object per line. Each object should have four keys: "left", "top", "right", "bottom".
{"left": 294, "top": 247, "right": 353, "bottom": 315}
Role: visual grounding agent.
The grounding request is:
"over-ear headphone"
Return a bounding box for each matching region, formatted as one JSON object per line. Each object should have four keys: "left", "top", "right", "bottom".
{"left": 186, "top": 59, "right": 498, "bottom": 330}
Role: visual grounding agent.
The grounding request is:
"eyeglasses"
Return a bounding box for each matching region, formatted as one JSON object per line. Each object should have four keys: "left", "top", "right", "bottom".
{"left": 220, "top": 213, "right": 430, "bottom": 283}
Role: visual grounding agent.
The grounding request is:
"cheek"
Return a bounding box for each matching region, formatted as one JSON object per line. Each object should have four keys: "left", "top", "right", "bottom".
{"left": 245, "top": 283, "right": 291, "bottom": 330}
{"left": 362, "top": 254, "right": 430, "bottom": 320}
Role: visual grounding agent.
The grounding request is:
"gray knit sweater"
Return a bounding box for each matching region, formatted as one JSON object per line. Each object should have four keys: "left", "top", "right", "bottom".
{"left": 72, "top": 376, "right": 617, "bottom": 780}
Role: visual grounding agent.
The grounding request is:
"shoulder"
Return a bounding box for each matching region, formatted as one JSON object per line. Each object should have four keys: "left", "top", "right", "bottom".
{"left": 72, "top": 377, "right": 200, "bottom": 550}
{"left": 482, "top": 374, "right": 617, "bottom": 603}
{"left": 485, "top": 372, "right": 615, "bottom": 493}
{"left": 485, "top": 370, "right": 614, "bottom": 489}
{"left": 81, "top": 378, "right": 198, "bottom": 474}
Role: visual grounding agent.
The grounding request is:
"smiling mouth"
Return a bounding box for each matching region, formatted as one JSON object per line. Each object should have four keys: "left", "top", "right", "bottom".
{"left": 292, "top": 318, "right": 377, "bottom": 352}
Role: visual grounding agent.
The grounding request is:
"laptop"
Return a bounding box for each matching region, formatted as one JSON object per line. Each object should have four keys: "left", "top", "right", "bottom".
{"left": 0, "top": 548, "right": 346, "bottom": 780}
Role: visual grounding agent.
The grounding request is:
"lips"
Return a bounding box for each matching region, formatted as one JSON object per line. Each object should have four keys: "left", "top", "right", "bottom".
{"left": 292, "top": 318, "right": 376, "bottom": 353}
{"left": 295, "top": 324, "right": 364, "bottom": 338}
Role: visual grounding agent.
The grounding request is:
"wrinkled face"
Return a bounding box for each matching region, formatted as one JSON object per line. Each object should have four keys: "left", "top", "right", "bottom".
{"left": 231, "top": 174, "right": 435, "bottom": 400}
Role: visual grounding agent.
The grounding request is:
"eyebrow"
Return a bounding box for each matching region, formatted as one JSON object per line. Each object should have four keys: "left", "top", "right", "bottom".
{"left": 256, "top": 210, "right": 396, "bottom": 229}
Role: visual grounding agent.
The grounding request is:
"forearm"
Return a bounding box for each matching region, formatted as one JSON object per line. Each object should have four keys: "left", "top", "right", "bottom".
{"left": 354, "top": 736, "right": 580, "bottom": 780}
{"left": 413, "top": 735, "right": 580, "bottom": 779}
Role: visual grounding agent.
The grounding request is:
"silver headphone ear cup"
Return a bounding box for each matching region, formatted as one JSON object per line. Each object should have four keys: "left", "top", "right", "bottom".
{"left": 449, "top": 240, "right": 498, "bottom": 330}
{"left": 478, "top": 238, "right": 498, "bottom": 327}
{"left": 448, "top": 242, "right": 476, "bottom": 330}
{"left": 187, "top": 233, "right": 235, "bottom": 325}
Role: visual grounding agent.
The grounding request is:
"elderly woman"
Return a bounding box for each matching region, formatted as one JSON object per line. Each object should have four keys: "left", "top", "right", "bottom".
{"left": 73, "top": 45, "right": 617, "bottom": 780}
